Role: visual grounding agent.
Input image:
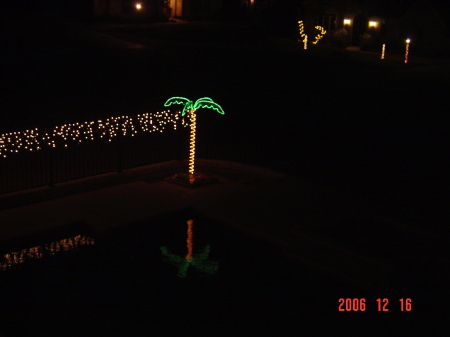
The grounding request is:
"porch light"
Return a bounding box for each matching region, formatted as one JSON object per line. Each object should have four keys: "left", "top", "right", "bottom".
{"left": 136, "top": 3, "right": 142, "bottom": 10}
{"left": 368, "top": 21, "right": 378, "bottom": 28}
{"left": 344, "top": 19, "right": 351, "bottom": 25}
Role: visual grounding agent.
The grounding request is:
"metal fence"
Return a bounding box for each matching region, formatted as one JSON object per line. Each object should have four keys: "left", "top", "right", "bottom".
{"left": 0, "top": 111, "right": 254, "bottom": 195}
{"left": 0, "top": 121, "right": 188, "bottom": 194}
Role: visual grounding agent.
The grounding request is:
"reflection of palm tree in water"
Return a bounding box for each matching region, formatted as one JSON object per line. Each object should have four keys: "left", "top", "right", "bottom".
{"left": 161, "top": 219, "right": 218, "bottom": 278}
{"left": 186, "top": 219, "right": 193, "bottom": 261}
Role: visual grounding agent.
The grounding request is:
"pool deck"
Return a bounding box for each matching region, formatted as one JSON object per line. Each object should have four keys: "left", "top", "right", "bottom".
{"left": 0, "top": 159, "right": 447, "bottom": 293}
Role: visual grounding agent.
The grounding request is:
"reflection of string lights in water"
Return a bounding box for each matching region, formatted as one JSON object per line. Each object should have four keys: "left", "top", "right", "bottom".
{"left": 0, "top": 110, "right": 190, "bottom": 158}
{"left": 161, "top": 219, "right": 218, "bottom": 278}
{"left": 0, "top": 234, "right": 95, "bottom": 271}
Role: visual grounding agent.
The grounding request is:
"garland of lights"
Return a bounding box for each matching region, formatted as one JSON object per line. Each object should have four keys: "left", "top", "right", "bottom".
{"left": 164, "top": 97, "right": 225, "bottom": 176}
{"left": 160, "top": 219, "right": 218, "bottom": 278}
{"left": 0, "top": 111, "right": 190, "bottom": 158}
{"left": 1, "top": 234, "right": 95, "bottom": 271}
{"left": 298, "top": 20, "right": 326, "bottom": 47}
{"left": 298, "top": 20, "right": 305, "bottom": 40}
{"left": 312, "top": 25, "right": 326, "bottom": 44}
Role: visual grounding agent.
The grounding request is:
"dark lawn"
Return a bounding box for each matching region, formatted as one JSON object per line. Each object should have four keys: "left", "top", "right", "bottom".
{"left": 1, "top": 9, "right": 449, "bottom": 336}
{"left": 1, "top": 11, "right": 449, "bottom": 237}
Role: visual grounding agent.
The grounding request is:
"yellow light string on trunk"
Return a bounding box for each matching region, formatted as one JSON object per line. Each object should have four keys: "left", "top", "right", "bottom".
{"left": 189, "top": 110, "right": 197, "bottom": 175}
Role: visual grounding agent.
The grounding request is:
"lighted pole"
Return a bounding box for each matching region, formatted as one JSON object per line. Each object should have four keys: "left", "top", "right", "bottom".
{"left": 135, "top": 3, "right": 142, "bottom": 26}
{"left": 164, "top": 97, "right": 225, "bottom": 176}
{"left": 405, "top": 39, "right": 410, "bottom": 64}
{"left": 187, "top": 109, "right": 197, "bottom": 175}
{"left": 298, "top": 20, "right": 306, "bottom": 49}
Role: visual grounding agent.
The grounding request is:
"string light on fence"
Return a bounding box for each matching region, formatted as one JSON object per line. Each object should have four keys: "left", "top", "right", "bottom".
{"left": 0, "top": 110, "right": 190, "bottom": 158}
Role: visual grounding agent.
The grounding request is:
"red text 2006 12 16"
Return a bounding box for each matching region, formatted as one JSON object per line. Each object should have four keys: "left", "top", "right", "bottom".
{"left": 338, "top": 298, "right": 412, "bottom": 311}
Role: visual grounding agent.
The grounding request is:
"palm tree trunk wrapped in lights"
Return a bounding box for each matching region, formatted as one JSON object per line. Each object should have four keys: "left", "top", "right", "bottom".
{"left": 163, "top": 97, "right": 225, "bottom": 187}
{"left": 188, "top": 109, "right": 197, "bottom": 175}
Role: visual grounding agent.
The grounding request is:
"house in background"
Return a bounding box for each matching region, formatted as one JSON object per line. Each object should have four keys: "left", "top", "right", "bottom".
{"left": 94, "top": 0, "right": 154, "bottom": 19}
{"left": 94, "top": 0, "right": 222, "bottom": 20}
{"left": 300, "top": 0, "right": 450, "bottom": 55}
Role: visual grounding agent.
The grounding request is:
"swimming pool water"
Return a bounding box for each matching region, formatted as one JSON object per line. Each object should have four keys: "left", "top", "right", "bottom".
{"left": 0, "top": 208, "right": 397, "bottom": 336}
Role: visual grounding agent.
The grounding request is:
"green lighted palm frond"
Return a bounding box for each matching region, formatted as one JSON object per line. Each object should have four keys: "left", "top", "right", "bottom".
{"left": 194, "top": 98, "right": 225, "bottom": 115}
{"left": 164, "top": 97, "right": 194, "bottom": 116}
{"left": 164, "top": 97, "right": 192, "bottom": 107}
{"left": 164, "top": 97, "right": 225, "bottom": 116}
{"left": 195, "top": 97, "right": 214, "bottom": 103}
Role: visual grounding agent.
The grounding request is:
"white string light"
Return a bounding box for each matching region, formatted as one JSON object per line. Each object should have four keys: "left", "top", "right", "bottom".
{"left": 0, "top": 110, "right": 190, "bottom": 158}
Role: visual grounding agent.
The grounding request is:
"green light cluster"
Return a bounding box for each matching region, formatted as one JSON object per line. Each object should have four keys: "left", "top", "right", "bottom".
{"left": 164, "top": 97, "right": 225, "bottom": 117}
{"left": 160, "top": 245, "right": 219, "bottom": 278}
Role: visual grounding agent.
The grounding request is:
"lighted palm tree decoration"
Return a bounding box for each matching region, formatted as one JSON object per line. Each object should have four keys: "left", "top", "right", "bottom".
{"left": 164, "top": 97, "right": 225, "bottom": 176}
{"left": 161, "top": 220, "right": 219, "bottom": 278}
